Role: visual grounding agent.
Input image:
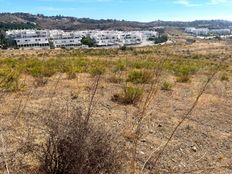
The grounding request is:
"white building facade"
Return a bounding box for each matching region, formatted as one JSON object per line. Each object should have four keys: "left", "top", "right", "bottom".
{"left": 210, "top": 29, "right": 231, "bottom": 35}
{"left": 120, "top": 31, "right": 142, "bottom": 45}
{"left": 6, "top": 29, "right": 160, "bottom": 49}
{"left": 49, "top": 30, "right": 83, "bottom": 48}
{"left": 185, "top": 27, "right": 209, "bottom": 36}
{"left": 185, "top": 27, "right": 231, "bottom": 36}
{"left": 6, "top": 30, "right": 50, "bottom": 48}
{"left": 91, "top": 30, "right": 120, "bottom": 47}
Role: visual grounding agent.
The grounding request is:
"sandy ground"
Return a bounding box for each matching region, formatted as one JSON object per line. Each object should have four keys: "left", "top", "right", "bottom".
{"left": 0, "top": 40, "right": 232, "bottom": 173}
{"left": 0, "top": 71, "right": 231, "bottom": 173}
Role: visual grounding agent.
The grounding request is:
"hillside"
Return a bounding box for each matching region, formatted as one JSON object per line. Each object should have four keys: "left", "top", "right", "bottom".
{"left": 1, "top": 12, "right": 232, "bottom": 31}
{"left": 0, "top": 12, "right": 148, "bottom": 31}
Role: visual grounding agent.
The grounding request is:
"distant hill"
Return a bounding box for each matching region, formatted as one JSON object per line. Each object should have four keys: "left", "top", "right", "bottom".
{"left": 1, "top": 12, "right": 232, "bottom": 31}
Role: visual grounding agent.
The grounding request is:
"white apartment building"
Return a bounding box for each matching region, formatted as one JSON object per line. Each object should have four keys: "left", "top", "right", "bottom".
{"left": 6, "top": 30, "right": 50, "bottom": 48}
{"left": 120, "top": 32, "right": 142, "bottom": 45}
{"left": 194, "top": 28, "right": 209, "bottom": 36}
{"left": 91, "top": 31, "right": 120, "bottom": 47}
{"left": 210, "top": 29, "right": 231, "bottom": 35}
{"left": 141, "top": 31, "right": 158, "bottom": 40}
{"left": 185, "top": 27, "right": 209, "bottom": 36}
{"left": 6, "top": 29, "right": 159, "bottom": 49}
{"left": 49, "top": 30, "right": 83, "bottom": 48}
{"left": 185, "top": 27, "right": 196, "bottom": 33}
{"left": 185, "top": 27, "right": 231, "bottom": 36}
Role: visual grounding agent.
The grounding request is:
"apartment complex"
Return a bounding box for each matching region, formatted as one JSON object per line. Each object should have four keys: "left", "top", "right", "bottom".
{"left": 210, "top": 29, "right": 231, "bottom": 35}
{"left": 185, "top": 27, "right": 231, "bottom": 36}
{"left": 185, "top": 27, "right": 209, "bottom": 36}
{"left": 6, "top": 30, "right": 50, "bottom": 48}
{"left": 91, "top": 31, "right": 121, "bottom": 46}
{"left": 49, "top": 30, "right": 83, "bottom": 48}
{"left": 6, "top": 29, "right": 159, "bottom": 49}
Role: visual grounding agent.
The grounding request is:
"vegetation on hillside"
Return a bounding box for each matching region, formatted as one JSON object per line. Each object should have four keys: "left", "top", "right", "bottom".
{"left": 0, "top": 44, "right": 231, "bottom": 174}
{"left": 149, "top": 34, "right": 168, "bottom": 44}
{"left": 0, "top": 30, "right": 7, "bottom": 48}
{"left": 1, "top": 13, "right": 232, "bottom": 30}
{"left": 0, "top": 22, "right": 37, "bottom": 30}
{"left": 81, "top": 36, "right": 96, "bottom": 47}
{"left": 0, "top": 52, "right": 221, "bottom": 90}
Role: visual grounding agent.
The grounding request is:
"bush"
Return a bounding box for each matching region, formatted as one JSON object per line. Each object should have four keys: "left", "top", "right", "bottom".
{"left": 176, "top": 75, "right": 190, "bottom": 83}
{"left": 174, "top": 65, "right": 197, "bottom": 77}
{"left": 66, "top": 65, "right": 77, "bottom": 79}
{"left": 112, "top": 61, "right": 126, "bottom": 73}
{"left": 129, "top": 59, "right": 155, "bottom": 69}
{"left": 24, "top": 59, "right": 59, "bottom": 77}
{"left": 108, "top": 75, "right": 123, "bottom": 83}
{"left": 39, "top": 108, "right": 121, "bottom": 174}
{"left": 33, "top": 76, "right": 48, "bottom": 87}
{"left": 127, "top": 70, "right": 153, "bottom": 84}
{"left": 173, "top": 64, "right": 196, "bottom": 83}
{"left": 89, "top": 66, "right": 105, "bottom": 76}
{"left": 81, "top": 36, "right": 96, "bottom": 47}
{"left": 221, "top": 73, "right": 229, "bottom": 81}
{"left": 112, "top": 86, "right": 143, "bottom": 105}
{"left": 161, "top": 81, "right": 173, "bottom": 91}
{"left": 0, "top": 69, "right": 22, "bottom": 92}
{"left": 154, "top": 34, "right": 168, "bottom": 44}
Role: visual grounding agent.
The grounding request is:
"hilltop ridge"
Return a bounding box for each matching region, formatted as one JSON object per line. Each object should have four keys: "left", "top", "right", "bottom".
{"left": 1, "top": 12, "right": 232, "bottom": 30}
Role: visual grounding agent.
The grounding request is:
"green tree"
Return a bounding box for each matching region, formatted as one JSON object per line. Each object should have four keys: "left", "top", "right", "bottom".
{"left": 154, "top": 34, "right": 168, "bottom": 44}
{"left": 0, "top": 30, "right": 8, "bottom": 49}
{"left": 81, "top": 36, "right": 96, "bottom": 47}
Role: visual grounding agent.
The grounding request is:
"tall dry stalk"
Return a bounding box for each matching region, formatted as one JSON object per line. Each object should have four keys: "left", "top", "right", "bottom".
{"left": 85, "top": 74, "right": 101, "bottom": 124}
{"left": 130, "top": 57, "right": 166, "bottom": 174}
{"left": 0, "top": 132, "right": 10, "bottom": 174}
{"left": 140, "top": 64, "right": 221, "bottom": 173}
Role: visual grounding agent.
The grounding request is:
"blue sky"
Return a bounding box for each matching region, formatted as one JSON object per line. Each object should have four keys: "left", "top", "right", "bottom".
{"left": 0, "top": 0, "right": 232, "bottom": 22}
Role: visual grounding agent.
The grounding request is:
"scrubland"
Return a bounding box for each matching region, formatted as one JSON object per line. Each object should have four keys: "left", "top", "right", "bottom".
{"left": 0, "top": 40, "right": 232, "bottom": 174}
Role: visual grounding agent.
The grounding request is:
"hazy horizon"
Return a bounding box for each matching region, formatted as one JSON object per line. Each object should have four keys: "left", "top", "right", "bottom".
{"left": 0, "top": 0, "right": 232, "bottom": 22}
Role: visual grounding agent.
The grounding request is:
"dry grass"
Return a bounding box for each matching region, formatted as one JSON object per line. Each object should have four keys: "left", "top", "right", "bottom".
{"left": 0, "top": 40, "right": 232, "bottom": 174}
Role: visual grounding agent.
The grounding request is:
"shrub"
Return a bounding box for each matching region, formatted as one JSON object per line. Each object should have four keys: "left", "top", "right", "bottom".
{"left": 24, "top": 59, "right": 58, "bottom": 77}
{"left": 112, "top": 61, "right": 126, "bottom": 73}
{"left": 33, "top": 76, "right": 48, "bottom": 87}
{"left": 81, "top": 36, "right": 96, "bottom": 47}
{"left": 108, "top": 75, "right": 123, "bottom": 83}
{"left": 172, "top": 64, "right": 196, "bottom": 83}
{"left": 176, "top": 75, "right": 190, "bottom": 83}
{"left": 39, "top": 108, "right": 121, "bottom": 174}
{"left": 174, "top": 65, "right": 197, "bottom": 77}
{"left": 112, "top": 86, "right": 143, "bottom": 105}
{"left": 161, "top": 81, "right": 173, "bottom": 91}
{"left": 0, "top": 69, "right": 22, "bottom": 92}
{"left": 221, "top": 73, "right": 229, "bottom": 81}
{"left": 66, "top": 65, "right": 77, "bottom": 79}
{"left": 128, "top": 59, "right": 156, "bottom": 69}
{"left": 153, "top": 34, "right": 168, "bottom": 44}
{"left": 127, "top": 70, "right": 153, "bottom": 84}
{"left": 89, "top": 66, "right": 105, "bottom": 76}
